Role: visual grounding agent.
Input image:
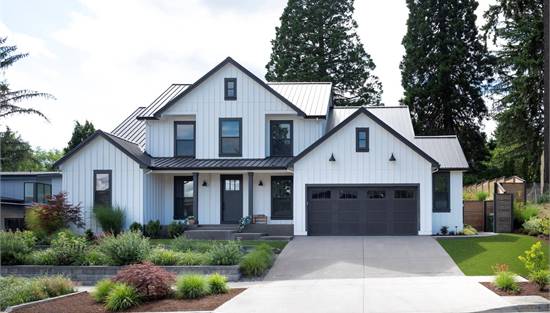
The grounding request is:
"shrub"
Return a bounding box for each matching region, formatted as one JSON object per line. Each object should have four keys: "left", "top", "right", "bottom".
{"left": 176, "top": 251, "right": 210, "bottom": 265}
{"left": 523, "top": 218, "right": 544, "bottom": 236}
{"left": 0, "top": 230, "right": 36, "bottom": 265}
{"left": 25, "top": 249, "right": 57, "bottom": 265}
{"left": 463, "top": 225, "right": 478, "bottom": 235}
{"left": 81, "top": 247, "right": 112, "bottom": 265}
{"left": 514, "top": 204, "right": 540, "bottom": 228}
{"left": 528, "top": 270, "right": 550, "bottom": 291}
{"left": 475, "top": 191, "right": 488, "bottom": 201}
{"left": 239, "top": 247, "right": 274, "bottom": 277}
{"left": 94, "top": 206, "right": 125, "bottom": 235}
{"left": 92, "top": 279, "right": 116, "bottom": 303}
{"left": 175, "top": 275, "right": 209, "bottom": 299}
{"left": 207, "top": 273, "right": 228, "bottom": 294}
{"left": 50, "top": 230, "right": 88, "bottom": 265}
{"left": 144, "top": 220, "right": 161, "bottom": 238}
{"left": 440, "top": 226, "right": 449, "bottom": 236}
{"left": 209, "top": 241, "right": 242, "bottom": 265}
{"left": 84, "top": 229, "right": 95, "bottom": 242}
{"left": 537, "top": 192, "right": 550, "bottom": 204}
{"left": 129, "top": 222, "right": 143, "bottom": 232}
{"left": 25, "top": 193, "right": 84, "bottom": 235}
{"left": 171, "top": 236, "right": 212, "bottom": 253}
{"left": 493, "top": 271, "right": 519, "bottom": 293}
{"left": 0, "top": 276, "right": 74, "bottom": 310}
{"left": 463, "top": 192, "right": 476, "bottom": 201}
{"left": 518, "top": 242, "right": 548, "bottom": 273}
{"left": 34, "top": 276, "right": 74, "bottom": 297}
{"left": 168, "top": 221, "right": 186, "bottom": 238}
{"left": 98, "top": 231, "right": 151, "bottom": 265}
{"left": 104, "top": 283, "right": 140, "bottom": 312}
{"left": 113, "top": 262, "right": 175, "bottom": 300}
{"left": 147, "top": 247, "right": 180, "bottom": 265}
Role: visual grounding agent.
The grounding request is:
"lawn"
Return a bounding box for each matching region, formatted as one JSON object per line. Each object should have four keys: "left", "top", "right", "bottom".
{"left": 150, "top": 238, "right": 289, "bottom": 250}
{"left": 437, "top": 234, "right": 549, "bottom": 277}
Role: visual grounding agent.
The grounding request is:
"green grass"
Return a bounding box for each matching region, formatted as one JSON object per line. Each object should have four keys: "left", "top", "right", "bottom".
{"left": 149, "top": 239, "right": 288, "bottom": 250}
{"left": 437, "top": 234, "right": 549, "bottom": 277}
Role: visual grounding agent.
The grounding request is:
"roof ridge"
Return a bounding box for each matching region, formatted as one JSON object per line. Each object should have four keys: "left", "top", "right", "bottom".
{"left": 268, "top": 82, "right": 332, "bottom": 85}
{"left": 332, "top": 105, "right": 408, "bottom": 109}
{"left": 102, "top": 130, "right": 141, "bottom": 146}
{"left": 415, "top": 135, "right": 457, "bottom": 138}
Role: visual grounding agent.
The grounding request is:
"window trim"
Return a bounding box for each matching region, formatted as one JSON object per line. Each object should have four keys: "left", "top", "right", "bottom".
{"left": 23, "top": 182, "right": 52, "bottom": 204}
{"left": 356, "top": 127, "right": 369, "bottom": 152}
{"left": 93, "top": 170, "right": 112, "bottom": 208}
{"left": 224, "top": 78, "right": 237, "bottom": 100}
{"left": 219, "top": 118, "right": 242, "bottom": 157}
{"left": 270, "top": 120, "right": 294, "bottom": 157}
{"left": 271, "top": 176, "right": 293, "bottom": 220}
{"left": 432, "top": 172, "right": 450, "bottom": 213}
{"left": 174, "top": 121, "right": 196, "bottom": 157}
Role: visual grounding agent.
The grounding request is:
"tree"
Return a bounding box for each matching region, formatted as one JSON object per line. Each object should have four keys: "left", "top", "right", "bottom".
{"left": 483, "top": 0, "right": 544, "bottom": 182}
{"left": 65, "top": 120, "right": 95, "bottom": 153}
{"left": 400, "top": 0, "right": 493, "bottom": 173}
{"left": 0, "top": 127, "right": 35, "bottom": 171}
{"left": 0, "top": 37, "right": 53, "bottom": 120}
{"left": 30, "top": 148, "right": 63, "bottom": 171}
{"left": 266, "top": 0, "right": 383, "bottom": 106}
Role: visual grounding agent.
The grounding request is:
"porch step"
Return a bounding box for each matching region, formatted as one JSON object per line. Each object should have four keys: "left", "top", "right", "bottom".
{"left": 194, "top": 224, "right": 239, "bottom": 231}
{"left": 260, "top": 235, "right": 294, "bottom": 241}
{"left": 232, "top": 233, "right": 267, "bottom": 240}
{"left": 185, "top": 229, "right": 236, "bottom": 240}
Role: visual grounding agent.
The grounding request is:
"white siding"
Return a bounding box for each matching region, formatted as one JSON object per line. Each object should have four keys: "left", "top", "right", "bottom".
{"left": 59, "top": 136, "right": 144, "bottom": 232}
{"left": 293, "top": 113, "right": 434, "bottom": 235}
{"left": 432, "top": 171, "right": 464, "bottom": 234}
{"left": 265, "top": 115, "right": 325, "bottom": 156}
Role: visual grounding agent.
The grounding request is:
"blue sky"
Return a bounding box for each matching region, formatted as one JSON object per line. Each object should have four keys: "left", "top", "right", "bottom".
{"left": 0, "top": 0, "right": 495, "bottom": 150}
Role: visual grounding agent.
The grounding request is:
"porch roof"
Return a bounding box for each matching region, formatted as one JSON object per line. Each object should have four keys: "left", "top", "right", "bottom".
{"left": 149, "top": 156, "right": 293, "bottom": 170}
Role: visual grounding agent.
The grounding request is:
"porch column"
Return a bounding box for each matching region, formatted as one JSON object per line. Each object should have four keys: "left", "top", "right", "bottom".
{"left": 248, "top": 172, "right": 254, "bottom": 217}
{"left": 193, "top": 172, "right": 199, "bottom": 223}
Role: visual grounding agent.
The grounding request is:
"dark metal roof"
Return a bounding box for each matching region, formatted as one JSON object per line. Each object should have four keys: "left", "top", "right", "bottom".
{"left": 137, "top": 84, "right": 191, "bottom": 119}
{"left": 112, "top": 107, "right": 146, "bottom": 149}
{"left": 149, "top": 157, "right": 293, "bottom": 170}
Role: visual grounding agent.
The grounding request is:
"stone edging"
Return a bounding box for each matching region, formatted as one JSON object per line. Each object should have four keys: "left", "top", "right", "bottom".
{"left": 5, "top": 291, "right": 87, "bottom": 313}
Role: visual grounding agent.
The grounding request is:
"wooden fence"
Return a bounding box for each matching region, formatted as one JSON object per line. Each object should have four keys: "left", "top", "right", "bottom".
{"left": 462, "top": 196, "right": 511, "bottom": 233}
{"left": 464, "top": 176, "right": 526, "bottom": 203}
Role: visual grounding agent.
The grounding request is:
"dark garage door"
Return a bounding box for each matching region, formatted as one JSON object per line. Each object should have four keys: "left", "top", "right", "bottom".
{"left": 307, "top": 186, "right": 418, "bottom": 235}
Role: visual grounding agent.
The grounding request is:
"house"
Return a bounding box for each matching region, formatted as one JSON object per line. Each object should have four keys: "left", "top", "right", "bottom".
{"left": 53, "top": 57, "right": 468, "bottom": 236}
{"left": 0, "top": 172, "right": 62, "bottom": 230}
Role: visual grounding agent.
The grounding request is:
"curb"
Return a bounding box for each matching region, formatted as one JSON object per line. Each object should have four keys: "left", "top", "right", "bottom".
{"left": 5, "top": 291, "right": 87, "bottom": 313}
{"left": 472, "top": 303, "right": 550, "bottom": 312}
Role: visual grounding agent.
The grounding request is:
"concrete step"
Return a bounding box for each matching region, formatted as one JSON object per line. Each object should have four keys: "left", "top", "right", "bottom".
{"left": 194, "top": 224, "right": 239, "bottom": 231}
{"left": 185, "top": 229, "right": 236, "bottom": 240}
{"left": 232, "top": 233, "right": 267, "bottom": 240}
{"left": 260, "top": 235, "right": 293, "bottom": 241}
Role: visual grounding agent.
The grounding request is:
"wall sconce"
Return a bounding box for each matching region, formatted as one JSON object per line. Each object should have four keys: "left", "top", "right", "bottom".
{"left": 258, "top": 180, "right": 263, "bottom": 186}
{"left": 389, "top": 153, "right": 396, "bottom": 162}
{"left": 202, "top": 181, "right": 208, "bottom": 187}
{"left": 329, "top": 153, "right": 336, "bottom": 162}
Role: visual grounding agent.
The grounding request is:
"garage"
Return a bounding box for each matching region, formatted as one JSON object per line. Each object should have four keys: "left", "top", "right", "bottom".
{"left": 307, "top": 186, "right": 418, "bottom": 236}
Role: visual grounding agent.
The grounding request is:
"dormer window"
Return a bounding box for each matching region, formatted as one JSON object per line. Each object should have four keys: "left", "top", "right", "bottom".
{"left": 224, "top": 78, "right": 237, "bottom": 100}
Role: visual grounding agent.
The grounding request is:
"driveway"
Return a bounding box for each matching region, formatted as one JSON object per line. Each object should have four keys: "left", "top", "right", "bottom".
{"left": 265, "top": 236, "right": 463, "bottom": 280}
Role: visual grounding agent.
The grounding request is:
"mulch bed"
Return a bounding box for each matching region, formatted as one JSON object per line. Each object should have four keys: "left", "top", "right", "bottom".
{"left": 11, "top": 289, "right": 245, "bottom": 313}
{"left": 480, "top": 282, "right": 550, "bottom": 300}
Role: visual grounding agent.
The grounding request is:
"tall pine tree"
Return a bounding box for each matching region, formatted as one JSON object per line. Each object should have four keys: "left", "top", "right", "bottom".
{"left": 266, "top": 0, "right": 382, "bottom": 106}
{"left": 400, "top": 0, "right": 493, "bottom": 172}
{"left": 483, "top": 0, "right": 544, "bottom": 182}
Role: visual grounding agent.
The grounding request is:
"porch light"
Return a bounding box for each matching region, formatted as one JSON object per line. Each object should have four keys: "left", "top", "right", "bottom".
{"left": 202, "top": 181, "right": 208, "bottom": 187}
{"left": 329, "top": 153, "right": 336, "bottom": 162}
{"left": 258, "top": 180, "right": 263, "bottom": 186}
{"left": 389, "top": 153, "right": 396, "bottom": 162}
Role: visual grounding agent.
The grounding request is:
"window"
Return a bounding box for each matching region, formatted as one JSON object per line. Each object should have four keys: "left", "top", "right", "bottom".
{"left": 270, "top": 120, "right": 293, "bottom": 156}
{"left": 224, "top": 179, "right": 240, "bottom": 191}
{"left": 339, "top": 190, "right": 358, "bottom": 199}
{"left": 224, "top": 78, "right": 237, "bottom": 100}
{"left": 23, "top": 182, "right": 52, "bottom": 204}
{"left": 24, "top": 183, "right": 34, "bottom": 203}
{"left": 174, "top": 176, "right": 194, "bottom": 220}
{"left": 312, "top": 190, "right": 331, "bottom": 199}
{"left": 94, "top": 170, "right": 112, "bottom": 208}
{"left": 356, "top": 128, "right": 369, "bottom": 152}
{"left": 433, "top": 172, "right": 450, "bottom": 212}
{"left": 395, "top": 190, "right": 415, "bottom": 199}
{"left": 174, "top": 121, "right": 195, "bottom": 157}
{"left": 367, "top": 190, "right": 385, "bottom": 199}
{"left": 219, "top": 118, "right": 242, "bottom": 156}
{"left": 271, "top": 176, "right": 293, "bottom": 219}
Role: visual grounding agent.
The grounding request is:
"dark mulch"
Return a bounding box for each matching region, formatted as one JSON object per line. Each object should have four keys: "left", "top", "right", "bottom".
{"left": 11, "top": 289, "right": 245, "bottom": 313}
{"left": 481, "top": 282, "right": 550, "bottom": 299}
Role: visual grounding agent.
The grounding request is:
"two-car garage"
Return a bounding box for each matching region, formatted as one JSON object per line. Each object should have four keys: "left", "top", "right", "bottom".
{"left": 306, "top": 185, "right": 419, "bottom": 236}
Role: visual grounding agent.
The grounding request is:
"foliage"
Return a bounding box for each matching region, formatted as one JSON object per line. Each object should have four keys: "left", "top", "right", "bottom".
{"left": 175, "top": 275, "right": 210, "bottom": 299}
{"left": 81, "top": 247, "right": 112, "bottom": 266}
{"left": 147, "top": 247, "right": 180, "bottom": 266}
{"left": 207, "top": 273, "right": 229, "bottom": 294}
{"left": 28, "top": 148, "right": 63, "bottom": 171}
{"left": 463, "top": 225, "right": 478, "bottom": 236}
{"left": 440, "top": 226, "right": 449, "bottom": 236}
{"left": 104, "top": 283, "right": 140, "bottom": 312}
{"left": 167, "top": 221, "right": 186, "bottom": 238}
{"left": 113, "top": 262, "right": 175, "bottom": 300}
{"left": 171, "top": 236, "right": 212, "bottom": 253}
{"left": 84, "top": 229, "right": 95, "bottom": 243}
{"left": 463, "top": 192, "right": 476, "bottom": 201}
{"left": 92, "top": 279, "right": 116, "bottom": 303}
{"left": 522, "top": 218, "right": 545, "bottom": 236}
{"left": 25, "top": 192, "right": 85, "bottom": 235}
{"left": 239, "top": 246, "right": 274, "bottom": 277}
{"left": 537, "top": 192, "right": 550, "bottom": 204}
{"left": 209, "top": 241, "right": 242, "bottom": 265}
{"left": 518, "top": 242, "right": 548, "bottom": 273}
{"left": 265, "top": 0, "right": 382, "bottom": 106}
{"left": 0, "top": 230, "right": 36, "bottom": 265}
{"left": 528, "top": 270, "right": 550, "bottom": 291}
{"left": 493, "top": 270, "right": 519, "bottom": 293}
{"left": 475, "top": 192, "right": 489, "bottom": 201}
{"left": 34, "top": 276, "right": 74, "bottom": 297}
{"left": 129, "top": 222, "right": 143, "bottom": 233}
{"left": 176, "top": 251, "right": 211, "bottom": 266}
{"left": 50, "top": 230, "right": 88, "bottom": 265}
{"left": 144, "top": 220, "right": 161, "bottom": 238}
{"left": 0, "top": 127, "right": 36, "bottom": 171}
{"left": 98, "top": 231, "right": 151, "bottom": 265}
{"left": 25, "top": 249, "right": 57, "bottom": 265}
{"left": 93, "top": 206, "right": 125, "bottom": 235}
{"left": 0, "top": 37, "right": 53, "bottom": 122}
{"left": 513, "top": 203, "right": 540, "bottom": 228}
{"left": 238, "top": 216, "right": 252, "bottom": 233}
{"left": 0, "top": 276, "right": 73, "bottom": 310}
{"left": 64, "top": 120, "right": 95, "bottom": 153}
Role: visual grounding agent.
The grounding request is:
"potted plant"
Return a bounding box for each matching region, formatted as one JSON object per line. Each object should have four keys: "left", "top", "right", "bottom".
{"left": 186, "top": 216, "right": 196, "bottom": 225}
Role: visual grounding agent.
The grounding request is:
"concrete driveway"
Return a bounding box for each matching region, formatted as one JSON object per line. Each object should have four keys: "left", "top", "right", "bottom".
{"left": 265, "top": 236, "right": 463, "bottom": 280}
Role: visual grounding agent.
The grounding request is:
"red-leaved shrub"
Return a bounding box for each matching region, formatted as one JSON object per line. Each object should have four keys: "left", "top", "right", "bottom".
{"left": 25, "top": 192, "right": 85, "bottom": 234}
{"left": 113, "top": 262, "right": 175, "bottom": 299}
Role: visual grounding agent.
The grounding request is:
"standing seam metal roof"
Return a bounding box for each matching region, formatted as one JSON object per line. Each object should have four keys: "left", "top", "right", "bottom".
{"left": 137, "top": 84, "right": 190, "bottom": 119}
{"left": 267, "top": 82, "right": 332, "bottom": 117}
{"left": 149, "top": 157, "right": 293, "bottom": 170}
{"left": 111, "top": 107, "right": 146, "bottom": 149}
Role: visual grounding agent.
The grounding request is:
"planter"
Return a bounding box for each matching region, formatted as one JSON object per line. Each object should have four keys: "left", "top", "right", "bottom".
{"left": 1, "top": 265, "right": 240, "bottom": 285}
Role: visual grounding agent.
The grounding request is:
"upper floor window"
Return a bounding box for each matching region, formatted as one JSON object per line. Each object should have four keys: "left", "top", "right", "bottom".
{"left": 94, "top": 170, "right": 112, "bottom": 208}
{"left": 224, "top": 78, "right": 237, "bottom": 100}
{"left": 433, "top": 172, "right": 450, "bottom": 212}
{"left": 356, "top": 128, "right": 369, "bottom": 152}
{"left": 270, "top": 120, "right": 293, "bottom": 156}
{"left": 175, "top": 121, "right": 195, "bottom": 157}
{"left": 24, "top": 182, "right": 52, "bottom": 204}
{"left": 219, "top": 118, "right": 242, "bottom": 156}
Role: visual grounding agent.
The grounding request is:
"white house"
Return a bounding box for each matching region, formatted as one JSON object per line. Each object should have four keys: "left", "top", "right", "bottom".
{"left": 54, "top": 57, "right": 468, "bottom": 236}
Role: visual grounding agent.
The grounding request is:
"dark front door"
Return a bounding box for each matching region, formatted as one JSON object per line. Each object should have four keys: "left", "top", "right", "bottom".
{"left": 221, "top": 175, "right": 243, "bottom": 223}
{"left": 174, "top": 176, "right": 194, "bottom": 220}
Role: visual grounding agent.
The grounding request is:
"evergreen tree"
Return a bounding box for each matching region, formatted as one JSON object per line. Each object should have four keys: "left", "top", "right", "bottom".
{"left": 266, "top": 0, "right": 382, "bottom": 106}
{"left": 65, "top": 120, "right": 95, "bottom": 153}
{"left": 400, "top": 0, "right": 493, "bottom": 172}
{"left": 0, "top": 127, "right": 35, "bottom": 171}
{"left": 483, "top": 0, "right": 544, "bottom": 182}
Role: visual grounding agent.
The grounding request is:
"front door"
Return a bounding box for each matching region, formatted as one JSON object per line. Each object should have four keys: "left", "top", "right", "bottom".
{"left": 221, "top": 175, "right": 243, "bottom": 223}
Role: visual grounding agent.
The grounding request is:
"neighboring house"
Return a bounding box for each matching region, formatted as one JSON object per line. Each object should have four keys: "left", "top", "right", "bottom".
{"left": 0, "top": 172, "right": 62, "bottom": 230}
{"left": 53, "top": 57, "right": 468, "bottom": 235}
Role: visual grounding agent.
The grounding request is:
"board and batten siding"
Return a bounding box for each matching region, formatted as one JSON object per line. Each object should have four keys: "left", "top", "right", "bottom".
{"left": 432, "top": 171, "right": 464, "bottom": 234}
{"left": 292, "top": 113, "right": 434, "bottom": 235}
{"left": 265, "top": 115, "right": 325, "bottom": 156}
{"left": 59, "top": 136, "right": 144, "bottom": 231}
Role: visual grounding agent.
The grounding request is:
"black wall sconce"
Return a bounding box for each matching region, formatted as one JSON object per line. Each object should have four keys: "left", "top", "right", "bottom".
{"left": 389, "top": 153, "right": 396, "bottom": 162}
{"left": 202, "top": 181, "right": 208, "bottom": 187}
{"left": 329, "top": 153, "right": 336, "bottom": 162}
{"left": 258, "top": 180, "right": 263, "bottom": 186}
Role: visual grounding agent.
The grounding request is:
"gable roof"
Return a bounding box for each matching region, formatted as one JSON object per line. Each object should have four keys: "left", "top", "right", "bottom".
{"left": 267, "top": 82, "right": 332, "bottom": 117}
{"left": 290, "top": 107, "right": 440, "bottom": 168}
{"left": 414, "top": 136, "right": 469, "bottom": 170}
{"left": 137, "top": 84, "right": 190, "bottom": 120}
{"left": 112, "top": 107, "right": 146, "bottom": 149}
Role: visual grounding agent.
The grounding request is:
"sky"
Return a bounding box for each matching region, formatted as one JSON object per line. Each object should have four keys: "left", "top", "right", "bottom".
{"left": 0, "top": 0, "right": 495, "bottom": 151}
